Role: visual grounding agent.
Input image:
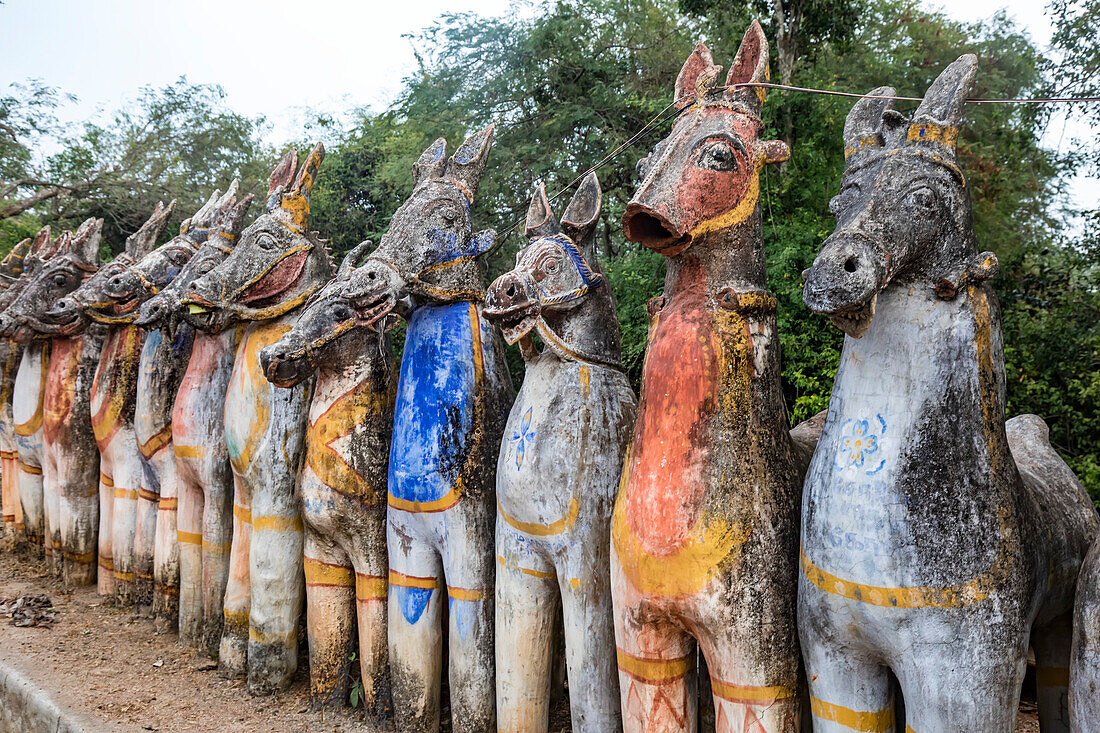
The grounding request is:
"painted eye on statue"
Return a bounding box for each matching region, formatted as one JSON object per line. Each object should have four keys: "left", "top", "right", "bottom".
{"left": 829, "top": 183, "right": 861, "bottom": 215}
{"left": 256, "top": 233, "right": 277, "bottom": 250}
{"left": 907, "top": 186, "right": 937, "bottom": 210}
{"left": 438, "top": 205, "right": 457, "bottom": 224}
{"left": 542, "top": 258, "right": 559, "bottom": 275}
{"left": 51, "top": 273, "right": 68, "bottom": 287}
{"left": 696, "top": 139, "right": 741, "bottom": 172}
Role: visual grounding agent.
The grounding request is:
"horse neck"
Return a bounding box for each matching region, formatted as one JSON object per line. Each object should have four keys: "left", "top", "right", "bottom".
{"left": 537, "top": 288, "right": 622, "bottom": 369}
{"left": 663, "top": 208, "right": 767, "bottom": 300}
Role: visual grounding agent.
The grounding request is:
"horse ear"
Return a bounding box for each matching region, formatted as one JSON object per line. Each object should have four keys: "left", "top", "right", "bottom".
{"left": 911, "top": 54, "right": 977, "bottom": 147}
{"left": 468, "top": 229, "right": 496, "bottom": 258}
{"left": 30, "top": 225, "right": 51, "bottom": 256}
{"left": 842, "top": 86, "right": 897, "bottom": 161}
{"left": 292, "top": 143, "right": 325, "bottom": 201}
{"left": 413, "top": 138, "right": 447, "bottom": 189}
{"left": 524, "top": 182, "right": 560, "bottom": 239}
{"left": 1, "top": 238, "right": 31, "bottom": 279}
{"left": 126, "top": 200, "right": 175, "bottom": 260}
{"left": 725, "top": 20, "right": 770, "bottom": 113}
{"left": 338, "top": 240, "right": 376, "bottom": 276}
{"left": 446, "top": 125, "right": 494, "bottom": 201}
{"left": 70, "top": 218, "right": 103, "bottom": 266}
{"left": 675, "top": 41, "right": 715, "bottom": 104}
{"left": 561, "top": 172, "right": 601, "bottom": 246}
{"left": 219, "top": 193, "right": 254, "bottom": 243}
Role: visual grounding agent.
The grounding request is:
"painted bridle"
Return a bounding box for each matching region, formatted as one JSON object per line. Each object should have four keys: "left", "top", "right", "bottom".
{"left": 533, "top": 233, "right": 604, "bottom": 307}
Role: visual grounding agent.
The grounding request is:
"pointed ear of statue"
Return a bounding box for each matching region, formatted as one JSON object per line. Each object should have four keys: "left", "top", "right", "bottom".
{"left": 338, "top": 240, "right": 376, "bottom": 277}
{"left": 843, "top": 86, "right": 897, "bottom": 161}
{"left": 412, "top": 138, "right": 447, "bottom": 189}
{"left": 266, "top": 148, "right": 299, "bottom": 208}
{"left": 560, "top": 171, "right": 601, "bottom": 246}
{"left": 291, "top": 142, "right": 325, "bottom": 201}
{"left": 910, "top": 54, "right": 977, "bottom": 150}
{"left": 524, "top": 182, "right": 560, "bottom": 240}
{"left": 446, "top": 125, "right": 494, "bottom": 202}
{"left": 219, "top": 193, "right": 255, "bottom": 244}
{"left": 126, "top": 200, "right": 175, "bottom": 261}
{"left": 724, "top": 20, "right": 770, "bottom": 114}
{"left": 30, "top": 225, "right": 51, "bottom": 256}
{"left": 70, "top": 218, "right": 103, "bottom": 267}
{"left": 675, "top": 41, "right": 715, "bottom": 104}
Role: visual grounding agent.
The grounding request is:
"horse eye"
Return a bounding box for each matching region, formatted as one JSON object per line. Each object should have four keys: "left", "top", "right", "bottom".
{"left": 332, "top": 303, "right": 353, "bottom": 321}
{"left": 698, "top": 140, "right": 739, "bottom": 172}
{"left": 908, "top": 186, "right": 937, "bottom": 209}
{"left": 52, "top": 274, "right": 68, "bottom": 286}
{"left": 544, "top": 258, "right": 559, "bottom": 274}
{"left": 439, "top": 207, "right": 456, "bottom": 222}
{"left": 257, "top": 234, "right": 276, "bottom": 250}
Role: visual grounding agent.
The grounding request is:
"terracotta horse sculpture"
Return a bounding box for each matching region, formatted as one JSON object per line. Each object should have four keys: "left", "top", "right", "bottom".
{"left": 182, "top": 144, "right": 331, "bottom": 694}
{"left": 134, "top": 187, "right": 253, "bottom": 649}
{"left": 484, "top": 172, "right": 636, "bottom": 732}
{"left": 800, "top": 56, "right": 1098, "bottom": 731}
{"left": 258, "top": 243, "right": 396, "bottom": 719}
{"left": 612, "top": 22, "right": 803, "bottom": 731}
{"left": 2, "top": 218, "right": 105, "bottom": 585}
{"left": 8, "top": 226, "right": 60, "bottom": 554}
{"left": 0, "top": 235, "right": 35, "bottom": 545}
{"left": 340, "top": 126, "right": 513, "bottom": 731}
{"left": 48, "top": 203, "right": 173, "bottom": 603}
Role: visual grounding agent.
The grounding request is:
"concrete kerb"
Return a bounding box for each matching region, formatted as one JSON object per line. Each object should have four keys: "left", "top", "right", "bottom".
{"left": 0, "top": 657, "right": 102, "bottom": 733}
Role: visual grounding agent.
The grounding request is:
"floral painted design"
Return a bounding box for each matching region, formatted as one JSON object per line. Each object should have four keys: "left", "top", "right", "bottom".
{"left": 509, "top": 407, "right": 540, "bottom": 470}
{"left": 836, "top": 414, "right": 887, "bottom": 475}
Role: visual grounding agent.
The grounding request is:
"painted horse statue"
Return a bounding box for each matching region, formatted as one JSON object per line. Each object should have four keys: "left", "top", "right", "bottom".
{"left": 182, "top": 144, "right": 330, "bottom": 694}
{"left": 7, "top": 226, "right": 61, "bottom": 554}
{"left": 135, "top": 186, "right": 253, "bottom": 649}
{"left": 612, "top": 22, "right": 803, "bottom": 731}
{"left": 48, "top": 203, "right": 173, "bottom": 603}
{"left": 800, "top": 56, "right": 1098, "bottom": 731}
{"left": 2, "top": 218, "right": 105, "bottom": 585}
{"left": 340, "top": 126, "right": 513, "bottom": 732}
{"left": 1072, "top": 536, "right": 1100, "bottom": 729}
{"left": 483, "top": 172, "right": 636, "bottom": 732}
{"left": 0, "top": 235, "right": 35, "bottom": 545}
{"left": 259, "top": 242, "right": 396, "bottom": 720}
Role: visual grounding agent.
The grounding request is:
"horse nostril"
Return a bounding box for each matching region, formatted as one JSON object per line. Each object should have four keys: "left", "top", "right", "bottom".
{"left": 367, "top": 271, "right": 377, "bottom": 280}
{"left": 505, "top": 284, "right": 516, "bottom": 298}
{"left": 843, "top": 257, "right": 858, "bottom": 274}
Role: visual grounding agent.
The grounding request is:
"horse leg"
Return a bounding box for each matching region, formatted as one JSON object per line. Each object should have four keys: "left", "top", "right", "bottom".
{"left": 303, "top": 530, "right": 355, "bottom": 709}
{"left": 245, "top": 471, "right": 303, "bottom": 695}
{"left": 176, "top": 467, "right": 204, "bottom": 646}
{"left": 1032, "top": 612, "right": 1073, "bottom": 733}
{"left": 132, "top": 463, "right": 159, "bottom": 610}
{"left": 348, "top": 516, "right": 390, "bottom": 725}
{"left": 2, "top": 452, "right": 17, "bottom": 545}
{"left": 495, "top": 525, "right": 556, "bottom": 732}
{"left": 58, "top": 454, "right": 98, "bottom": 587}
{"left": 17, "top": 459, "right": 43, "bottom": 553}
{"left": 895, "top": 633, "right": 1025, "bottom": 732}
{"left": 218, "top": 471, "right": 251, "bottom": 679}
{"left": 95, "top": 466, "right": 114, "bottom": 594}
{"left": 151, "top": 447, "right": 180, "bottom": 633}
{"left": 43, "top": 450, "right": 61, "bottom": 578}
{"left": 201, "top": 458, "right": 234, "bottom": 656}
{"left": 559, "top": 531, "right": 620, "bottom": 732}
{"left": 110, "top": 446, "right": 142, "bottom": 605}
{"left": 388, "top": 518, "right": 444, "bottom": 733}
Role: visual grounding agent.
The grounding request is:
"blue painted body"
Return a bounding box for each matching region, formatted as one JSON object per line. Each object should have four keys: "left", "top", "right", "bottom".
{"left": 388, "top": 301, "right": 492, "bottom": 507}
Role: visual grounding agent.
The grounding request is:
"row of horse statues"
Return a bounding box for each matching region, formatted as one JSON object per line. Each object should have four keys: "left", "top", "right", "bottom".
{"left": 2, "top": 21, "right": 1100, "bottom": 732}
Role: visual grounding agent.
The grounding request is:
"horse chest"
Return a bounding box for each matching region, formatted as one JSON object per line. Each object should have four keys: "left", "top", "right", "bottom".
{"left": 90, "top": 325, "right": 143, "bottom": 449}
{"left": 388, "top": 302, "right": 490, "bottom": 512}
{"left": 497, "top": 359, "right": 628, "bottom": 529}
{"left": 224, "top": 321, "right": 291, "bottom": 475}
{"left": 43, "top": 337, "right": 85, "bottom": 446}
{"left": 135, "top": 326, "right": 192, "bottom": 456}
{"left": 0, "top": 341, "right": 22, "bottom": 430}
{"left": 172, "top": 330, "right": 234, "bottom": 452}
{"left": 13, "top": 342, "right": 47, "bottom": 442}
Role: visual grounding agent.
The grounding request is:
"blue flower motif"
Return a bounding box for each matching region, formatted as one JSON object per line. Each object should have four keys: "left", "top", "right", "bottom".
{"left": 837, "top": 414, "right": 887, "bottom": 474}
{"left": 509, "top": 407, "right": 540, "bottom": 470}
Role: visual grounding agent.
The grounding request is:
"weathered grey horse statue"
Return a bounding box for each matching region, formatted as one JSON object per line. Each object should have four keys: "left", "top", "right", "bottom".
{"left": 1072, "top": 537, "right": 1100, "bottom": 729}
{"left": 800, "top": 56, "right": 1098, "bottom": 731}
{"left": 612, "top": 22, "right": 802, "bottom": 731}
{"left": 8, "top": 226, "right": 60, "bottom": 554}
{"left": 259, "top": 243, "right": 396, "bottom": 720}
{"left": 182, "top": 144, "right": 330, "bottom": 694}
{"left": 48, "top": 203, "right": 173, "bottom": 603}
{"left": 2, "top": 218, "right": 105, "bottom": 585}
{"left": 483, "top": 173, "right": 636, "bottom": 732}
{"left": 339, "top": 126, "right": 513, "bottom": 732}
{"left": 135, "top": 187, "right": 253, "bottom": 648}
{"left": 0, "top": 236, "right": 35, "bottom": 545}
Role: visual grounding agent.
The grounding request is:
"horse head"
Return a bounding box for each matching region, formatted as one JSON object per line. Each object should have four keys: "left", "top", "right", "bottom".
{"left": 180, "top": 145, "right": 332, "bottom": 333}
{"left": 342, "top": 126, "right": 496, "bottom": 327}
{"left": 803, "top": 54, "right": 992, "bottom": 337}
{"left": 134, "top": 187, "right": 254, "bottom": 335}
{"left": 46, "top": 201, "right": 175, "bottom": 333}
{"left": 484, "top": 172, "right": 622, "bottom": 368}
{"left": 259, "top": 242, "right": 392, "bottom": 388}
{"left": 0, "top": 218, "right": 102, "bottom": 343}
{"left": 0, "top": 226, "right": 49, "bottom": 314}
{"left": 622, "top": 20, "right": 788, "bottom": 267}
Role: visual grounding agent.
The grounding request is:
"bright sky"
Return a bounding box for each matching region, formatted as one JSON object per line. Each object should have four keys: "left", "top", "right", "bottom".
{"left": 1, "top": 0, "right": 1095, "bottom": 211}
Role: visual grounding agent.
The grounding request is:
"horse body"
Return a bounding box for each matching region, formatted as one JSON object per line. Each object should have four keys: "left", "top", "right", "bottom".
{"left": 800, "top": 57, "right": 1096, "bottom": 731}
{"left": 259, "top": 254, "right": 397, "bottom": 719}
{"left": 183, "top": 145, "right": 330, "bottom": 694}
{"left": 12, "top": 341, "right": 49, "bottom": 550}
{"left": 611, "top": 24, "right": 801, "bottom": 732}
{"left": 0, "top": 237, "right": 33, "bottom": 543}
{"left": 485, "top": 174, "right": 636, "bottom": 732}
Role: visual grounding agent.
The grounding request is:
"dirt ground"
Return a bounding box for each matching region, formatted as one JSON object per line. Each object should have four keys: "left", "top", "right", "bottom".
{"left": 0, "top": 547, "right": 1042, "bottom": 732}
